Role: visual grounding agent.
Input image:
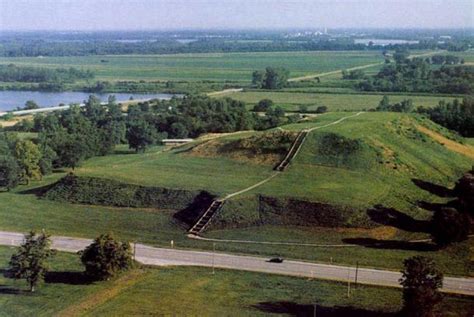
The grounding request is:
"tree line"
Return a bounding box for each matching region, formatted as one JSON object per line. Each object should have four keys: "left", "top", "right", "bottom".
{"left": 1, "top": 95, "right": 295, "bottom": 190}
{"left": 0, "top": 64, "right": 94, "bottom": 83}
{"left": 0, "top": 36, "right": 471, "bottom": 57}
{"left": 358, "top": 52, "right": 474, "bottom": 94}
{"left": 8, "top": 231, "right": 133, "bottom": 292}
{"left": 252, "top": 67, "right": 290, "bottom": 89}
{"left": 375, "top": 95, "right": 474, "bottom": 137}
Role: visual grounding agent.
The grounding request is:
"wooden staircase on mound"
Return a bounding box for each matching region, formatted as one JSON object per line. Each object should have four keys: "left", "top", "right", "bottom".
{"left": 274, "top": 130, "right": 308, "bottom": 172}
{"left": 188, "top": 200, "right": 225, "bottom": 235}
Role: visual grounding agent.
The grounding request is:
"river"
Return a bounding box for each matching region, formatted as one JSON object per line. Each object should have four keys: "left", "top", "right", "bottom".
{"left": 0, "top": 91, "right": 177, "bottom": 112}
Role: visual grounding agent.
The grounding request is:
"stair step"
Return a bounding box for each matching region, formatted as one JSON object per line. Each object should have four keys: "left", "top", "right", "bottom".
{"left": 188, "top": 199, "right": 226, "bottom": 234}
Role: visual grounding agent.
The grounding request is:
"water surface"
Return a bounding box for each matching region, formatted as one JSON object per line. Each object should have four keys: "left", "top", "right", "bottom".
{"left": 0, "top": 91, "right": 177, "bottom": 111}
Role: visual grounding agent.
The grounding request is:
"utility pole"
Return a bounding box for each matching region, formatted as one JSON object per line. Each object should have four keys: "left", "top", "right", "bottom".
{"left": 355, "top": 261, "right": 359, "bottom": 289}
{"left": 347, "top": 268, "right": 351, "bottom": 298}
{"left": 133, "top": 242, "right": 136, "bottom": 261}
{"left": 212, "top": 242, "right": 216, "bottom": 275}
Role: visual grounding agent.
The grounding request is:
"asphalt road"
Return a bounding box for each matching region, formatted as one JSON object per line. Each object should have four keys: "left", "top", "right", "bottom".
{"left": 1, "top": 231, "right": 473, "bottom": 296}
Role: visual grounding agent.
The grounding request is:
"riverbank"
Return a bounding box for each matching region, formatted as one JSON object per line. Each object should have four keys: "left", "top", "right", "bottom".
{"left": 0, "top": 90, "right": 178, "bottom": 113}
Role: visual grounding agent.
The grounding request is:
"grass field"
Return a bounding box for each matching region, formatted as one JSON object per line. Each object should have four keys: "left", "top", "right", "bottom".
{"left": 1, "top": 246, "right": 472, "bottom": 316}
{"left": 0, "top": 51, "right": 386, "bottom": 83}
{"left": 217, "top": 90, "right": 457, "bottom": 111}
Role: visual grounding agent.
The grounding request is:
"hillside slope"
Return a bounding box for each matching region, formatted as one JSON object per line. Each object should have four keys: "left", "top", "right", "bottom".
{"left": 212, "top": 112, "right": 473, "bottom": 228}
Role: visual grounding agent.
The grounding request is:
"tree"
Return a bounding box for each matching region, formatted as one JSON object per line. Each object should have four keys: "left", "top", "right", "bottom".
{"left": 315, "top": 106, "right": 328, "bottom": 114}
{"left": 274, "top": 106, "right": 285, "bottom": 118}
{"left": 9, "top": 230, "right": 56, "bottom": 292}
{"left": 56, "top": 137, "right": 88, "bottom": 170}
{"left": 38, "top": 143, "right": 56, "bottom": 176}
{"left": 79, "top": 233, "right": 133, "bottom": 280}
{"left": 399, "top": 256, "right": 443, "bottom": 317}
{"left": 23, "top": 100, "right": 39, "bottom": 110}
{"left": 170, "top": 122, "right": 189, "bottom": 138}
{"left": 0, "top": 155, "right": 21, "bottom": 190}
{"left": 263, "top": 67, "right": 290, "bottom": 89}
{"left": 432, "top": 207, "right": 469, "bottom": 246}
{"left": 393, "top": 49, "right": 410, "bottom": 64}
{"left": 14, "top": 139, "right": 42, "bottom": 183}
{"left": 253, "top": 99, "right": 274, "bottom": 112}
{"left": 97, "top": 121, "right": 126, "bottom": 155}
{"left": 252, "top": 70, "right": 265, "bottom": 88}
{"left": 298, "top": 105, "right": 308, "bottom": 113}
{"left": 453, "top": 168, "right": 474, "bottom": 215}
{"left": 252, "top": 67, "right": 290, "bottom": 90}
{"left": 126, "top": 120, "right": 157, "bottom": 152}
{"left": 378, "top": 96, "right": 390, "bottom": 111}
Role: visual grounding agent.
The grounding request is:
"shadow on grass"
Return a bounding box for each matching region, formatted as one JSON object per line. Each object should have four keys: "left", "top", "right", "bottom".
{"left": 3, "top": 268, "right": 92, "bottom": 287}
{"left": 0, "top": 286, "right": 25, "bottom": 295}
{"left": 367, "top": 205, "right": 430, "bottom": 233}
{"left": 342, "top": 238, "right": 438, "bottom": 251}
{"left": 1, "top": 270, "right": 27, "bottom": 295}
{"left": 417, "top": 199, "right": 459, "bottom": 213}
{"left": 17, "top": 182, "right": 57, "bottom": 196}
{"left": 113, "top": 149, "right": 136, "bottom": 155}
{"left": 173, "top": 191, "right": 215, "bottom": 228}
{"left": 411, "top": 178, "right": 454, "bottom": 197}
{"left": 44, "top": 271, "right": 93, "bottom": 285}
{"left": 252, "top": 301, "right": 397, "bottom": 317}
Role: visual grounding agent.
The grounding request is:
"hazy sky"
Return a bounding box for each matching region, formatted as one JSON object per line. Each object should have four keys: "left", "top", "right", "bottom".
{"left": 0, "top": 0, "right": 472, "bottom": 31}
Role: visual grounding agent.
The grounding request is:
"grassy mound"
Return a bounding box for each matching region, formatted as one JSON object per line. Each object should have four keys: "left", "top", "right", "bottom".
{"left": 188, "top": 130, "right": 297, "bottom": 165}
{"left": 70, "top": 112, "right": 473, "bottom": 230}
{"left": 44, "top": 174, "right": 207, "bottom": 210}
{"left": 210, "top": 112, "right": 474, "bottom": 231}
{"left": 300, "top": 132, "right": 375, "bottom": 169}
{"left": 213, "top": 195, "right": 370, "bottom": 229}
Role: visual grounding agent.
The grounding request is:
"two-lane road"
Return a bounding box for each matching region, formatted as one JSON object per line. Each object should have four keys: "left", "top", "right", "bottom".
{"left": 0, "top": 231, "right": 472, "bottom": 296}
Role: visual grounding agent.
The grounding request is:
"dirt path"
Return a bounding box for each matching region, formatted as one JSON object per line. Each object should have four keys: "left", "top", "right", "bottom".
{"left": 417, "top": 125, "right": 474, "bottom": 160}
{"left": 206, "top": 88, "right": 244, "bottom": 97}
{"left": 288, "top": 63, "right": 383, "bottom": 82}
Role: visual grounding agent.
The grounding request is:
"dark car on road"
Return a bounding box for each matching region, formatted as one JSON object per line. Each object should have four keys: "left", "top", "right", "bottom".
{"left": 268, "top": 257, "right": 284, "bottom": 263}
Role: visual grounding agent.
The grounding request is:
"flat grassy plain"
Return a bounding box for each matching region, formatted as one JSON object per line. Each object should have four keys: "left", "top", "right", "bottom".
{"left": 1, "top": 247, "right": 472, "bottom": 317}
{"left": 0, "top": 51, "right": 385, "bottom": 82}
{"left": 218, "top": 90, "right": 457, "bottom": 111}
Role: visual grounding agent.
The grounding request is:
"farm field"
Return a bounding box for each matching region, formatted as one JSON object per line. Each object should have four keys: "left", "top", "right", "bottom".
{"left": 0, "top": 51, "right": 386, "bottom": 82}
{"left": 217, "top": 90, "right": 457, "bottom": 111}
{"left": 1, "top": 246, "right": 472, "bottom": 316}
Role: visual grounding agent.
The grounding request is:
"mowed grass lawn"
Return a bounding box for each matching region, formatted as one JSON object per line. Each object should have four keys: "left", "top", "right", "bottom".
{"left": 0, "top": 51, "right": 385, "bottom": 82}
{"left": 218, "top": 90, "right": 457, "bottom": 112}
{"left": 75, "top": 145, "right": 274, "bottom": 195}
{"left": 1, "top": 247, "right": 472, "bottom": 317}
